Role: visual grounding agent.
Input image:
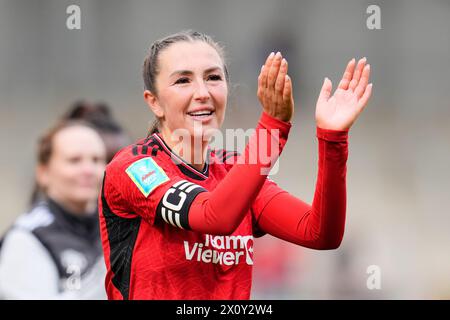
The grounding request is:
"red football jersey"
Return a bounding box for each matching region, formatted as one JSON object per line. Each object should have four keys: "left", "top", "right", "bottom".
{"left": 99, "top": 133, "right": 284, "bottom": 300}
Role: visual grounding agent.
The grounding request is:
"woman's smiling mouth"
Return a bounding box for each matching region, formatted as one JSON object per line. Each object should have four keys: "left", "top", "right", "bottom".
{"left": 187, "top": 108, "right": 215, "bottom": 121}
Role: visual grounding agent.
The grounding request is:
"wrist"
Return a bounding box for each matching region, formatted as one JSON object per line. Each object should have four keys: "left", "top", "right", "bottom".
{"left": 316, "top": 126, "right": 349, "bottom": 142}
{"left": 260, "top": 111, "right": 292, "bottom": 137}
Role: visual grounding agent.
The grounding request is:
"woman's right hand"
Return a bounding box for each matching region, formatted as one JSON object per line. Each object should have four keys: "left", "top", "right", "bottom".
{"left": 257, "top": 52, "right": 294, "bottom": 123}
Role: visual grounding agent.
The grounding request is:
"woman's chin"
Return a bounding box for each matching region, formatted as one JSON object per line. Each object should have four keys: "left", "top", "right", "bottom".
{"left": 71, "top": 190, "right": 99, "bottom": 203}
{"left": 187, "top": 121, "right": 220, "bottom": 138}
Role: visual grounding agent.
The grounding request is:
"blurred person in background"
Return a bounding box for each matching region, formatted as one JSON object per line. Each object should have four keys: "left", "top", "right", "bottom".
{"left": 0, "top": 120, "right": 107, "bottom": 299}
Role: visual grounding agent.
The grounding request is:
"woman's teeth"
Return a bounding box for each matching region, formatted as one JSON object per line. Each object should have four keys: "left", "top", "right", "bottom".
{"left": 188, "top": 111, "right": 214, "bottom": 117}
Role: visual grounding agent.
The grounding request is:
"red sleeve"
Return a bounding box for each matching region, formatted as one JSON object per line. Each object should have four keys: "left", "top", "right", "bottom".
{"left": 102, "top": 155, "right": 187, "bottom": 225}
{"left": 216, "top": 146, "right": 286, "bottom": 237}
{"left": 250, "top": 178, "right": 286, "bottom": 237}
{"left": 187, "top": 112, "right": 291, "bottom": 234}
{"left": 254, "top": 127, "right": 349, "bottom": 250}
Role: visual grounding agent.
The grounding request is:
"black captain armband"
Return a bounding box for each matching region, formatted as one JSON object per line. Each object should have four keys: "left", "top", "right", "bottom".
{"left": 156, "top": 180, "right": 207, "bottom": 229}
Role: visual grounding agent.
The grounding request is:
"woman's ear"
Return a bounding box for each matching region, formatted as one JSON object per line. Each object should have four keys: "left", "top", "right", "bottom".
{"left": 36, "top": 164, "right": 49, "bottom": 190}
{"left": 144, "top": 90, "right": 164, "bottom": 118}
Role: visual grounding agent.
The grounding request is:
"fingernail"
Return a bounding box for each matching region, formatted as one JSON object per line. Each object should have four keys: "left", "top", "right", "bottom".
{"left": 282, "top": 58, "right": 287, "bottom": 64}
{"left": 366, "top": 64, "right": 370, "bottom": 70}
{"left": 276, "top": 51, "right": 281, "bottom": 57}
{"left": 269, "top": 52, "right": 274, "bottom": 58}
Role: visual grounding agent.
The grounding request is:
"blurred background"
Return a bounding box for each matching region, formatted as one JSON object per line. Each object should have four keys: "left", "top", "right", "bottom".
{"left": 1, "top": 0, "right": 449, "bottom": 299}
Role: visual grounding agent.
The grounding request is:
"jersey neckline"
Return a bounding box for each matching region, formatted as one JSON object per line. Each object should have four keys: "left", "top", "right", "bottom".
{"left": 150, "top": 133, "right": 210, "bottom": 181}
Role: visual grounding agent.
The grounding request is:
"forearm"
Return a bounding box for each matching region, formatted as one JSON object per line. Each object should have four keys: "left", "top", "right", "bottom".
{"left": 188, "top": 112, "right": 291, "bottom": 235}
{"left": 308, "top": 127, "right": 348, "bottom": 248}
{"left": 257, "top": 127, "right": 348, "bottom": 249}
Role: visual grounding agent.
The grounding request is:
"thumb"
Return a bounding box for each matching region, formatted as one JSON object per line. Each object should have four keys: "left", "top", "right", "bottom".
{"left": 318, "top": 77, "right": 332, "bottom": 102}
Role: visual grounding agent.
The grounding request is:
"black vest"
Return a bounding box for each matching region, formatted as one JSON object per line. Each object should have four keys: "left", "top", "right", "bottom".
{"left": 1, "top": 198, "right": 103, "bottom": 281}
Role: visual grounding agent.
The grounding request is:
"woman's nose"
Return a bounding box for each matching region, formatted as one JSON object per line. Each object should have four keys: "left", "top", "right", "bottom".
{"left": 80, "top": 160, "right": 98, "bottom": 176}
{"left": 193, "top": 80, "right": 210, "bottom": 101}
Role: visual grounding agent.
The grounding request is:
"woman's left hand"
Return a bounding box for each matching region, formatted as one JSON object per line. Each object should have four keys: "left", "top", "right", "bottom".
{"left": 315, "top": 57, "right": 373, "bottom": 131}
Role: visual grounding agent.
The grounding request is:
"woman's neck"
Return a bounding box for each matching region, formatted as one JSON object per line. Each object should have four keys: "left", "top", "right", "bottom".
{"left": 46, "top": 193, "right": 96, "bottom": 216}
{"left": 160, "top": 128, "right": 209, "bottom": 172}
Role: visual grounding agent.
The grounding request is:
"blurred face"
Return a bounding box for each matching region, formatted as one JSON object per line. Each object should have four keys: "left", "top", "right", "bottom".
{"left": 38, "top": 126, "right": 106, "bottom": 213}
{"left": 148, "top": 41, "right": 228, "bottom": 139}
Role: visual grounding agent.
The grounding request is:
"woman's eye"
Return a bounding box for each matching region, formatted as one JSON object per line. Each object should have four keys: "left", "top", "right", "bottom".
{"left": 207, "top": 74, "right": 222, "bottom": 81}
{"left": 94, "top": 156, "right": 106, "bottom": 164}
{"left": 68, "top": 157, "right": 81, "bottom": 164}
{"left": 174, "top": 77, "right": 190, "bottom": 84}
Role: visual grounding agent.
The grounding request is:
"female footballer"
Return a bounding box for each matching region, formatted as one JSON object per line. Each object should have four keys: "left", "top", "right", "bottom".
{"left": 99, "top": 30, "right": 372, "bottom": 300}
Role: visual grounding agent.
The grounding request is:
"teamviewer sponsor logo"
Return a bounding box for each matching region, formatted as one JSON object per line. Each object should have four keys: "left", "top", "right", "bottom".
{"left": 184, "top": 234, "right": 254, "bottom": 265}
